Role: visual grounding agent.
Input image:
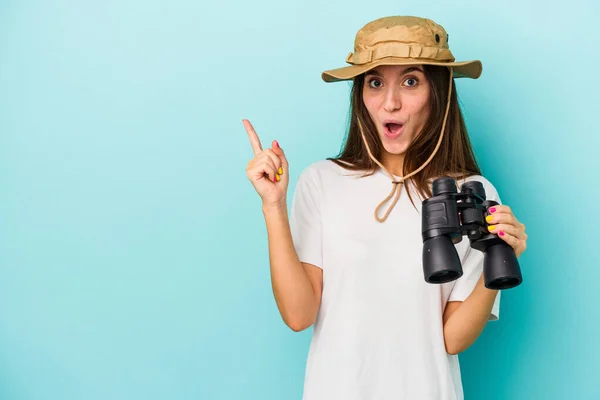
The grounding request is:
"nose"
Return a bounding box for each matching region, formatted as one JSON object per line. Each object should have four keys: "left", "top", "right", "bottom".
{"left": 383, "top": 86, "right": 402, "bottom": 113}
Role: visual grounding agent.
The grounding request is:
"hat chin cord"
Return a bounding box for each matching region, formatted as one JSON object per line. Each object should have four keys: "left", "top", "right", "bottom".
{"left": 356, "top": 67, "right": 454, "bottom": 222}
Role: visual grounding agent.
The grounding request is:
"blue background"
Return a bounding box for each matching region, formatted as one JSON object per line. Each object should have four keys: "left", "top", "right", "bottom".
{"left": 1, "top": 0, "right": 599, "bottom": 399}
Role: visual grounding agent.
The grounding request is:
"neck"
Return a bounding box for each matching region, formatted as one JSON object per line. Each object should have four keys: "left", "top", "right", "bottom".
{"left": 380, "top": 152, "right": 405, "bottom": 177}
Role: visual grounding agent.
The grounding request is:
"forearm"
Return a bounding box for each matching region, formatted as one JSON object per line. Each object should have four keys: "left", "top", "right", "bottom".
{"left": 262, "top": 203, "right": 318, "bottom": 331}
{"left": 443, "top": 274, "right": 499, "bottom": 354}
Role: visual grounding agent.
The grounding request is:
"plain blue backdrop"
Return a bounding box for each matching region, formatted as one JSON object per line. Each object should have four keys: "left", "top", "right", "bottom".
{"left": 1, "top": 0, "right": 599, "bottom": 399}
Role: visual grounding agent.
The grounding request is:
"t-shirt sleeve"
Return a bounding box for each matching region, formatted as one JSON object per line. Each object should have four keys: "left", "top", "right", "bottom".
{"left": 288, "top": 167, "right": 323, "bottom": 269}
{"left": 447, "top": 177, "right": 502, "bottom": 321}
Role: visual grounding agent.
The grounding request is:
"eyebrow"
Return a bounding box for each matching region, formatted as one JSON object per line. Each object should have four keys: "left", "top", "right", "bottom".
{"left": 366, "top": 67, "right": 424, "bottom": 77}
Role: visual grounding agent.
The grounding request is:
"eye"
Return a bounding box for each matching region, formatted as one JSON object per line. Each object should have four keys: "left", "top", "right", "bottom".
{"left": 367, "top": 77, "right": 382, "bottom": 89}
{"left": 404, "top": 77, "right": 419, "bottom": 87}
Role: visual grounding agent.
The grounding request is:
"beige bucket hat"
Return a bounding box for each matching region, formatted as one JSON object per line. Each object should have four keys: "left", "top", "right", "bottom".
{"left": 322, "top": 16, "right": 482, "bottom": 83}
{"left": 321, "top": 16, "right": 483, "bottom": 222}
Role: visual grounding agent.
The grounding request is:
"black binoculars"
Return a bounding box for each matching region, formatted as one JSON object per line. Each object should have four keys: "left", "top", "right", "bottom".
{"left": 421, "top": 176, "right": 523, "bottom": 290}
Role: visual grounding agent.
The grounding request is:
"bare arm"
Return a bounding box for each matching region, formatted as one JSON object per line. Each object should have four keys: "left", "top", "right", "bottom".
{"left": 243, "top": 119, "right": 322, "bottom": 332}
{"left": 443, "top": 204, "right": 528, "bottom": 354}
{"left": 263, "top": 203, "right": 323, "bottom": 332}
{"left": 442, "top": 273, "right": 498, "bottom": 354}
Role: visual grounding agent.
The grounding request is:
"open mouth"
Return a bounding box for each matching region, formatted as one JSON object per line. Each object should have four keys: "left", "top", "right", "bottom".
{"left": 384, "top": 122, "right": 404, "bottom": 137}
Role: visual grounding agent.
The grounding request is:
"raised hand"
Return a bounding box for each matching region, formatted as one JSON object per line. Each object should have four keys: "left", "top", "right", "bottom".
{"left": 243, "top": 119, "right": 289, "bottom": 208}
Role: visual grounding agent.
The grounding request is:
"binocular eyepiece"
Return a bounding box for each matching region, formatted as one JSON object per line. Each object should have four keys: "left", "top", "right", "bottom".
{"left": 421, "top": 177, "right": 523, "bottom": 290}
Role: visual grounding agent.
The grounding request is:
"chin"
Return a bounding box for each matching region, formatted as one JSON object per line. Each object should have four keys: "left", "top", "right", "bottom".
{"left": 381, "top": 140, "right": 410, "bottom": 156}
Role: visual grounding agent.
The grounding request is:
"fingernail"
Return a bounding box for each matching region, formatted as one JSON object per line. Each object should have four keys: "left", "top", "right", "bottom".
{"left": 490, "top": 207, "right": 496, "bottom": 213}
{"left": 485, "top": 215, "right": 493, "bottom": 223}
{"left": 276, "top": 174, "right": 281, "bottom": 182}
{"left": 499, "top": 231, "right": 505, "bottom": 236}
{"left": 278, "top": 167, "right": 283, "bottom": 175}
{"left": 273, "top": 175, "right": 277, "bottom": 182}
{"left": 275, "top": 140, "right": 279, "bottom": 148}
{"left": 488, "top": 225, "right": 497, "bottom": 231}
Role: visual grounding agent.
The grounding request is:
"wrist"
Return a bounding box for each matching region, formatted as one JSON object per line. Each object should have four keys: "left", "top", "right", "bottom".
{"left": 262, "top": 200, "right": 287, "bottom": 215}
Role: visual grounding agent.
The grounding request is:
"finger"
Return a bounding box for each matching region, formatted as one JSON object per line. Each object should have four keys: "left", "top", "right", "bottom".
{"left": 487, "top": 223, "right": 525, "bottom": 240}
{"left": 271, "top": 140, "right": 289, "bottom": 172}
{"left": 247, "top": 156, "right": 277, "bottom": 183}
{"left": 488, "top": 205, "right": 511, "bottom": 216}
{"left": 485, "top": 212, "right": 518, "bottom": 226}
{"left": 263, "top": 149, "right": 283, "bottom": 169}
{"left": 243, "top": 119, "right": 263, "bottom": 155}
{"left": 259, "top": 157, "right": 278, "bottom": 183}
{"left": 494, "top": 229, "right": 526, "bottom": 256}
{"left": 262, "top": 149, "right": 283, "bottom": 176}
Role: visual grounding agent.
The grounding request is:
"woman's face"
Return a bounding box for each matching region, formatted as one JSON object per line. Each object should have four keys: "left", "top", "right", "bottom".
{"left": 362, "top": 64, "right": 431, "bottom": 160}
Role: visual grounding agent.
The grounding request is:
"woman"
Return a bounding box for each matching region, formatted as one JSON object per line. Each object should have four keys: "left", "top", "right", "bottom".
{"left": 243, "top": 16, "right": 528, "bottom": 400}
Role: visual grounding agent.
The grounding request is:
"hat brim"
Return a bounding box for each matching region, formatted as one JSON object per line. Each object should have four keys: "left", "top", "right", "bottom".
{"left": 321, "top": 58, "right": 482, "bottom": 82}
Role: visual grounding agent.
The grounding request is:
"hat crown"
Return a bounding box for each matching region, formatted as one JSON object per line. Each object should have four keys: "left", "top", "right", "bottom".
{"left": 354, "top": 16, "right": 449, "bottom": 51}
{"left": 345, "top": 16, "right": 455, "bottom": 66}
{"left": 321, "top": 15, "right": 482, "bottom": 83}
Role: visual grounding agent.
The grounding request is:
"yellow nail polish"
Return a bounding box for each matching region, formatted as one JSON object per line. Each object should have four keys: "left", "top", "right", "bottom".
{"left": 486, "top": 215, "right": 493, "bottom": 223}
{"left": 278, "top": 167, "right": 283, "bottom": 175}
{"left": 488, "top": 225, "right": 496, "bottom": 231}
{"left": 276, "top": 174, "right": 281, "bottom": 182}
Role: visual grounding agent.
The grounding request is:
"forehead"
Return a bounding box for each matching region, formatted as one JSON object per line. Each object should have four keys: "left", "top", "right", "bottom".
{"left": 366, "top": 65, "right": 425, "bottom": 76}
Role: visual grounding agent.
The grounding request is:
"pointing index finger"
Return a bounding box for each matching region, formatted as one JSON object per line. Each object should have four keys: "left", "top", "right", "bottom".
{"left": 243, "top": 119, "right": 263, "bottom": 155}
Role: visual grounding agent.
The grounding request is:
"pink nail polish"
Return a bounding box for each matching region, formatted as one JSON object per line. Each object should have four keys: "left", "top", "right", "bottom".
{"left": 499, "top": 231, "right": 505, "bottom": 236}
{"left": 273, "top": 176, "right": 277, "bottom": 182}
{"left": 275, "top": 140, "right": 279, "bottom": 148}
{"left": 490, "top": 207, "right": 496, "bottom": 213}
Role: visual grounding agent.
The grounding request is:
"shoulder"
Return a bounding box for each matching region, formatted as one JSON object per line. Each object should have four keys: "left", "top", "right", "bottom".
{"left": 292, "top": 159, "right": 364, "bottom": 202}
{"left": 297, "top": 159, "right": 333, "bottom": 176}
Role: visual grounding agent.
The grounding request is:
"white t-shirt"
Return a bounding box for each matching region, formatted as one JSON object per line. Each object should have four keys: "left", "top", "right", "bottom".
{"left": 288, "top": 159, "right": 501, "bottom": 400}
